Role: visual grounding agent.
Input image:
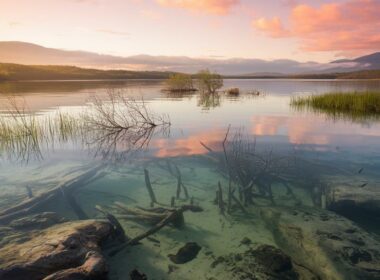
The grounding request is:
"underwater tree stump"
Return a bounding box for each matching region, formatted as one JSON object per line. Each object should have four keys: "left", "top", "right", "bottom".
{"left": 0, "top": 220, "right": 115, "bottom": 280}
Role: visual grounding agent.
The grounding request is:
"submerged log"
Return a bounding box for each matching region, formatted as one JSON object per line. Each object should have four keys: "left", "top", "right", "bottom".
{"left": 261, "top": 206, "right": 380, "bottom": 279}
{"left": 0, "top": 165, "right": 105, "bottom": 225}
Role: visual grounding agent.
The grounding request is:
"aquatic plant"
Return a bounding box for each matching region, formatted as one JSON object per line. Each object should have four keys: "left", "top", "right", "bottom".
{"left": 0, "top": 92, "right": 171, "bottom": 162}
{"left": 197, "top": 91, "right": 221, "bottom": 110}
{"left": 291, "top": 91, "right": 380, "bottom": 121}
{"left": 202, "top": 128, "right": 299, "bottom": 209}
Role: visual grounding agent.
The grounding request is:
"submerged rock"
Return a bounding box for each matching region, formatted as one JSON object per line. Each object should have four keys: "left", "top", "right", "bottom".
{"left": 212, "top": 244, "right": 301, "bottom": 280}
{"left": 254, "top": 245, "right": 293, "bottom": 274}
{"left": 239, "top": 237, "right": 252, "bottom": 246}
{"left": 130, "top": 269, "right": 148, "bottom": 280}
{"left": 168, "top": 242, "right": 202, "bottom": 264}
{"left": 0, "top": 220, "right": 113, "bottom": 280}
{"left": 261, "top": 206, "right": 380, "bottom": 280}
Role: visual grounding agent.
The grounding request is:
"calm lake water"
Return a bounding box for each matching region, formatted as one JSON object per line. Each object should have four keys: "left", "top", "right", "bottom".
{"left": 1, "top": 79, "right": 380, "bottom": 279}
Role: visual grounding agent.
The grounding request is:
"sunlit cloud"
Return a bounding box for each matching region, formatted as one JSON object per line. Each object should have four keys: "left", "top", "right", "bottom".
{"left": 253, "top": 0, "right": 380, "bottom": 56}
{"left": 156, "top": 0, "right": 240, "bottom": 15}
{"left": 153, "top": 129, "right": 225, "bottom": 157}
{"left": 96, "top": 29, "right": 130, "bottom": 37}
{"left": 253, "top": 17, "right": 290, "bottom": 38}
{"left": 140, "top": 9, "right": 163, "bottom": 21}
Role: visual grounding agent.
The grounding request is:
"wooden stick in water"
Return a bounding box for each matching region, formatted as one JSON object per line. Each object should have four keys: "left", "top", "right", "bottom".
{"left": 182, "top": 182, "right": 189, "bottom": 200}
{"left": 144, "top": 169, "right": 157, "bottom": 205}
{"left": 231, "top": 191, "right": 247, "bottom": 214}
{"left": 175, "top": 165, "right": 189, "bottom": 200}
{"left": 176, "top": 175, "right": 182, "bottom": 199}
{"left": 218, "top": 181, "right": 225, "bottom": 215}
{"left": 227, "top": 179, "right": 232, "bottom": 214}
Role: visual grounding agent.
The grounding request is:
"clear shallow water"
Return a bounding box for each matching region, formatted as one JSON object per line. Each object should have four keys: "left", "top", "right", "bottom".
{"left": 0, "top": 79, "right": 380, "bottom": 279}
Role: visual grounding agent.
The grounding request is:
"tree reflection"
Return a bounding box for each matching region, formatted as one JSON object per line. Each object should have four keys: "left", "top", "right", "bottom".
{"left": 197, "top": 92, "right": 221, "bottom": 110}
{"left": 0, "top": 92, "right": 170, "bottom": 163}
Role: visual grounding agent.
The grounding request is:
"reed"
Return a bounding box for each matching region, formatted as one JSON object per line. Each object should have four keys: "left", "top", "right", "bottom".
{"left": 291, "top": 91, "right": 380, "bottom": 120}
{"left": 0, "top": 92, "right": 171, "bottom": 161}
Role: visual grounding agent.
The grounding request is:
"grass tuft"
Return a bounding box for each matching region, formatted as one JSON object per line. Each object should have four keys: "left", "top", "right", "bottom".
{"left": 290, "top": 91, "right": 380, "bottom": 121}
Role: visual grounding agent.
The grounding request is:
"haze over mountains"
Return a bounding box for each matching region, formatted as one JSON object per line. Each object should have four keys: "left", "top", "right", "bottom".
{"left": 1, "top": 41, "right": 379, "bottom": 75}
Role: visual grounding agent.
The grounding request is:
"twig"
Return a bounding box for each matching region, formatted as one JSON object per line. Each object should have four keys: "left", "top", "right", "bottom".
{"left": 200, "top": 141, "right": 214, "bottom": 153}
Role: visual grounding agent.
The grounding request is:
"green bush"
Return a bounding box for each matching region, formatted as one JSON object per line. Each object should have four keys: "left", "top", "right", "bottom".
{"left": 196, "top": 69, "right": 223, "bottom": 94}
{"left": 165, "top": 73, "right": 194, "bottom": 92}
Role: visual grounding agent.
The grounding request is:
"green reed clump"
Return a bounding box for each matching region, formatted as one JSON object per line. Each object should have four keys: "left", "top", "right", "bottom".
{"left": 291, "top": 91, "right": 380, "bottom": 120}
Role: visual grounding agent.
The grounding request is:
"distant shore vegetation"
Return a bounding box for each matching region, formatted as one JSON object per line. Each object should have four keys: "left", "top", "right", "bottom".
{"left": 0, "top": 63, "right": 173, "bottom": 81}
{"left": 291, "top": 91, "right": 380, "bottom": 121}
{"left": 2, "top": 62, "right": 380, "bottom": 82}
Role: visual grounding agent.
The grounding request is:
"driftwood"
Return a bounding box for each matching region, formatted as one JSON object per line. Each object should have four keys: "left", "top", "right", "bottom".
{"left": 95, "top": 205, "right": 128, "bottom": 243}
{"left": 109, "top": 204, "right": 203, "bottom": 256}
{"left": 0, "top": 165, "right": 105, "bottom": 224}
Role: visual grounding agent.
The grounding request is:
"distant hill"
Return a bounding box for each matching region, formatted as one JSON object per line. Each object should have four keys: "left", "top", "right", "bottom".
{"left": 331, "top": 52, "right": 380, "bottom": 70}
{"left": 0, "top": 63, "right": 173, "bottom": 81}
{"left": 1, "top": 41, "right": 380, "bottom": 75}
{"left": 1, "top": 62, "right": 380, "bottom": 81}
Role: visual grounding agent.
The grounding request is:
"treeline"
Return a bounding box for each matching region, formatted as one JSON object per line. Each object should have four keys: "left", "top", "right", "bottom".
{"left": 0, "top": 63, "right": 173, "bottom": 81}
{"left": 226, "top": 70, "right": 380, "bottom": 80}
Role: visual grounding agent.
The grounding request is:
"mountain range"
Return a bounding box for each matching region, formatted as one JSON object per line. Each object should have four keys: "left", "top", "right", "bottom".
{"left": 0, "top": 41, "right": 380, "bottom": 75}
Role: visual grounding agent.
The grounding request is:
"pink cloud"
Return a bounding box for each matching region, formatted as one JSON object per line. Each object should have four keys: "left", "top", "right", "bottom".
{"left": 156, "top": 0, "right": 240, "bottom": 15}
{"left": 253, "top": 17, "right": 290, "bottom": 38}
{"left": 153, "top": 129, "right": 225, "bottom": 157}
{"left": 253, "top": 0, "right": 380, "bottom": 56}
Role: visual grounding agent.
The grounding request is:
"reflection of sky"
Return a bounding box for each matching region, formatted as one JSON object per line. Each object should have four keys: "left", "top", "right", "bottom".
{"left": 1, "top": 79, "right": 380, "bottom": 160}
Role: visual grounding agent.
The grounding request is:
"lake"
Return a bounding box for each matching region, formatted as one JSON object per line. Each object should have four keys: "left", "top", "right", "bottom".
{"left": 0, "top": 79, "right": 380, "bottom": 279}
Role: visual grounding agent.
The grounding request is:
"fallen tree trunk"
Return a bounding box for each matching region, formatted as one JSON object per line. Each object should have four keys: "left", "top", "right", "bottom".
{"left": 0, "top": 164, "right": 105, "bottom": 224}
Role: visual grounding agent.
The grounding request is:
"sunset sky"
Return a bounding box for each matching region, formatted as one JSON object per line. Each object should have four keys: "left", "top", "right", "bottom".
{"left": 1, "top": 0, "right": 379, "bottom": 62}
